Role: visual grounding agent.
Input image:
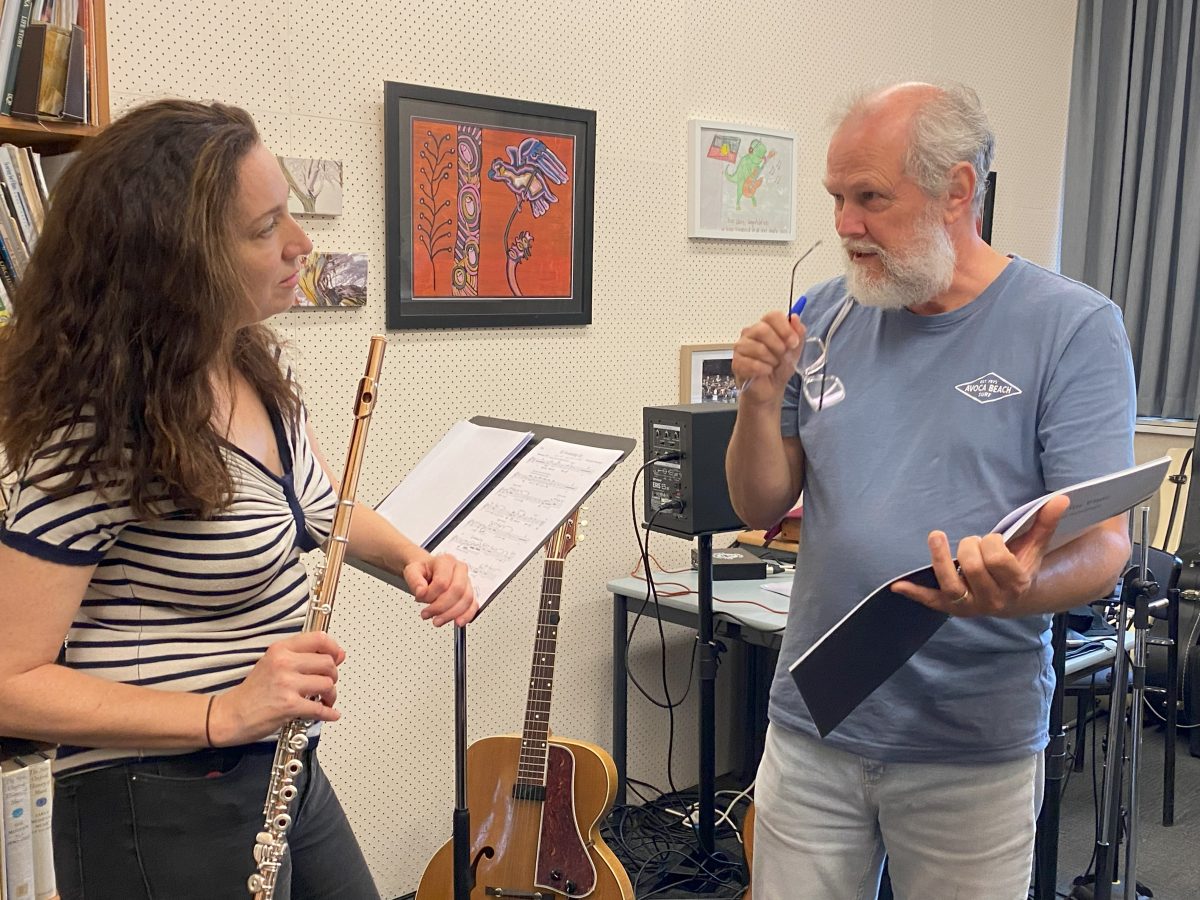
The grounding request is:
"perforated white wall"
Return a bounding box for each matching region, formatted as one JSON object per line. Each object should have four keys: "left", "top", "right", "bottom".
{"left": 106, "top": 0, "right": 1078, "bottom": 892}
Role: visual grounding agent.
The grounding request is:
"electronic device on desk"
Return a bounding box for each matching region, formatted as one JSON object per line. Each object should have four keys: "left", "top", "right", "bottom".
{"left": 690, "top": 544, "right": 768, "bottom": 580}
{"left": 643, "top": 403, "right": 742, "bottom": 538}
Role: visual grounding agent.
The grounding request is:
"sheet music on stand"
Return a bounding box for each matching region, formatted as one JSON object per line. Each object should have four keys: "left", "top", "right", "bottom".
{"left": 375, "top": 420, "right": 533, "bottom": 549}
{"left": 360, "top": 417, "right": 634, "bottom": 609}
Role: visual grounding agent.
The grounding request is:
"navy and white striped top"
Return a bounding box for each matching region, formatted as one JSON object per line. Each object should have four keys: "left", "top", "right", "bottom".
{"left": 0, "top": 402, "right": 337, "bottom": 774}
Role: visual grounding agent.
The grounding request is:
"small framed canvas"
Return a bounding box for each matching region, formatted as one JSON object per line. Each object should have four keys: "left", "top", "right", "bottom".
{"left": 291, "top": 251, "right": 367, "bottom": 308}
{"left": 688, "top": 120, "right": 796, "bottom": 241}
{"left": 680, "top": 343, "right": 737, "bottom": 404}
{"left": 277, "top": 156, "right": 344, "bottom": 217}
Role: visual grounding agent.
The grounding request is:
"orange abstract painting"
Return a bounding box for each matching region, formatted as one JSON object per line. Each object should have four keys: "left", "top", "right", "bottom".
{"left": 410, "top": 120, "right": 576, "bottom": 300}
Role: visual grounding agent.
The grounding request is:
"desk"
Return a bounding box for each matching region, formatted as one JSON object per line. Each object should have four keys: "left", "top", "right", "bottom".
{"left": 609, "top": 571, "right": 1134, "bottom": 806}
{"left": 609, "top": 571, "right": 790, "bottom": 805}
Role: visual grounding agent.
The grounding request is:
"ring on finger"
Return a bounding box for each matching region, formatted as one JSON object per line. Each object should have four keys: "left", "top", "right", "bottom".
{"left": 952, "top": 589, "right": 971, "bottom": 605}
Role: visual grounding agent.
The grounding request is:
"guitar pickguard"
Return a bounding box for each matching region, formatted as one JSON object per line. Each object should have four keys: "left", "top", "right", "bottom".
{"left": 534, "top": 744, "right": 597, "bottom": 897}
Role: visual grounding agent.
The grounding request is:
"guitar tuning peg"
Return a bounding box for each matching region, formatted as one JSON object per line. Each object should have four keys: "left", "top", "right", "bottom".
{"left": 579, "top": 520, "right": 589, "bottom": 528}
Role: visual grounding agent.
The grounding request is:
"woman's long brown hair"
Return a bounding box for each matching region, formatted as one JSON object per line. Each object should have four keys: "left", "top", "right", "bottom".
{"left": 0, "top": 99, "right": 300, "bottom": 519}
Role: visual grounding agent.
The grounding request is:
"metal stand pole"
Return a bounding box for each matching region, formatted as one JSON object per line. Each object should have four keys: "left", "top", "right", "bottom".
{"left": 1094, "top": 578, "right": 1133, "bottom": 899}
{"left": 1034, "top": 613, "right": 1068, "bottom": 899}
{"left": 453, "top": 625, "right": 472, "bottom": 900}
{"left": 697, "top": 533, "right": 716, "bottom": 855}
{"left": 1094, "top": 510, "right": 1157, "bottom": 900}
{"left": 1123, "top": 532, "right": 1154, "bottom": 900}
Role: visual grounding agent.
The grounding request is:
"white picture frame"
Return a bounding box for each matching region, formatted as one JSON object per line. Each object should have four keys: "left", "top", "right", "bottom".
{"left": 688, "top": 119, "right": 796, "bottom": 241}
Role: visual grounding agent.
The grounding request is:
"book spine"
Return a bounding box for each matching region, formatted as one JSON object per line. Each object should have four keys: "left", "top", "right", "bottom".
{"left": 0, "top": 233, "right": 18, "bottom": 294}
{"left": 1, "top": 762, "right": 34, "bottom": 900}
{"left": 1, "top": 0, "right": 33, "bottom": 116}
{"left": 26, "top": 150, "right": 47, "bottom": 204}
{"left": 16, "top": 758, "right": 52, "bottom": 900}
{"left": 0, "top": 193, "right": 29, "bottom": 276}
{"left": 0, "top": 0, "right": 24, "bottom": 103}
{"left": 0, "top": 149, "right": 35, "bottom": 251}
{"left": 13, "top": 150, "right": 40, "bottom": 231}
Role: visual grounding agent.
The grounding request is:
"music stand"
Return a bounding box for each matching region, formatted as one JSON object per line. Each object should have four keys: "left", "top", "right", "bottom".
{"left": 355, "top": 417, "right": 634, "bottom": 900}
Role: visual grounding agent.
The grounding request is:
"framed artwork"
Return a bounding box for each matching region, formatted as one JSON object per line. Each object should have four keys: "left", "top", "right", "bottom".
{"left": 680, "top": 343, "right": 738, "bottom": 404}
{"left": 688, "top": 120, "right": 796, "bottom": 241}
{"left": 277, "top": 156, "right": 344, "bottom": 217}
{"left": 384, "top": 82, "right": 596, "bottom": 329}
{"left": 291, "top": 251, "right": 367, "bottom": 309}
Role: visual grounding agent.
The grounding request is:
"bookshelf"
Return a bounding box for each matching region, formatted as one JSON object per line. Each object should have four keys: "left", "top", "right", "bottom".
{"left": 0, "top": 0, "right": 109, "bottom": 152}
{"left": 0, "top": 8, "right": 103, "bottom": 899}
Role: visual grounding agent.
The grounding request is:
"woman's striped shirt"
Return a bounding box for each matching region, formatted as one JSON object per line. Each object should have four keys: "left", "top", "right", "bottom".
{"left": 0, "top": 403, "right": 336, "bottom": 774}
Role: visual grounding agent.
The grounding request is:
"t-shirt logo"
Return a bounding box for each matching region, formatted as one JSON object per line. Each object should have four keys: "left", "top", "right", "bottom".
{"left": 955, "top": 372, "right": 1023, "bottom": 404}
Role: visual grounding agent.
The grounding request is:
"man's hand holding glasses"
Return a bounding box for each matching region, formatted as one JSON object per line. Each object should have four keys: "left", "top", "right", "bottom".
{"left": 732, "top": 238, "right": 820, "bottom": 405}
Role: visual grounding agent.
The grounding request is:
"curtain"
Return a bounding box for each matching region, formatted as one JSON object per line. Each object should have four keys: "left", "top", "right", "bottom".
{"left": 1060, "top": 0, "right": 1200, "bottom": 418}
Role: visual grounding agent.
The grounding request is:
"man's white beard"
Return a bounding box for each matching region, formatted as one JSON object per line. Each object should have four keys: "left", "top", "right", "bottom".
{"left": 843, "top": 210, "right": 957, "bottom": 310}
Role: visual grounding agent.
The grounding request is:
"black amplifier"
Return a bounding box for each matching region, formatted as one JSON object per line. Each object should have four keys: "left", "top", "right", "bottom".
{"left": 642, "top": 403, "right": 743, "bottom": 537}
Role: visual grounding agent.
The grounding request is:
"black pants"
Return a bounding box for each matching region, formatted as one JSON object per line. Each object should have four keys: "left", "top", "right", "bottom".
{"left": 52, "top": 743, "right": 380, "bottom": 899}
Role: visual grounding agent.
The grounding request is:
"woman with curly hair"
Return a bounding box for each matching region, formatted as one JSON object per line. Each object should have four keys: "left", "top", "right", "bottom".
{"left": 0, "top": 98, "right": 475, "bottom": 899}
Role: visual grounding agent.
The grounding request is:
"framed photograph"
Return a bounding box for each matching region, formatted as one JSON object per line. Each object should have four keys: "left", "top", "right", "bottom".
{"left": 680, "top": 343, "right": 738, "bottom": 404}
{"left": 688, "top": 120, "right": 796, "bottom": 241}
{"left": 385, "top": 82, "right": 596, "bottom": 329}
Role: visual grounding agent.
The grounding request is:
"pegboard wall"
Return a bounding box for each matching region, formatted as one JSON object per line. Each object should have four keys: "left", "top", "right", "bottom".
{"left": 105, "top": 0, "right": 1078, "bottom": 892}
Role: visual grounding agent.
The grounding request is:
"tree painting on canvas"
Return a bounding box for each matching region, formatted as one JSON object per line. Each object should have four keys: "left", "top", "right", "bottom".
{"left": 277, "top": 157, "right": 344, "bottom": 217}
{"left": 291, "top": 251, "right": 367, "bottom": 308}
{"left": 409, "top": 120, "right": 575, "bottom": 300}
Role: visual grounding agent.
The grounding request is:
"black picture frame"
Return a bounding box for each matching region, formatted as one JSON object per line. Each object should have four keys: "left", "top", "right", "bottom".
{"left": 980, "top": 170, "right": 997, "bottom": 245}
{"left": 384, "top": 82, "right": 596, "bottom": 329}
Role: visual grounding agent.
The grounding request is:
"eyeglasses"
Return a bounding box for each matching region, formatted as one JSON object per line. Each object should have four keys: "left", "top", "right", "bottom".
{"left": 787, "top": 239, "right": 822, "bottom": 313}
{"left": 796, "top": 296, "right": 854, "bottom": 411}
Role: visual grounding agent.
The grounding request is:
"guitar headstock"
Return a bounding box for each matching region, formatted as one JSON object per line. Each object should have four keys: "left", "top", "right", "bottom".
{"left": 545, "top": 506, "right": 584, "bottom": 559}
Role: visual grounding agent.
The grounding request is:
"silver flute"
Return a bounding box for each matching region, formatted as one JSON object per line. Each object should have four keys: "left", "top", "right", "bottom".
{"left": 247, "top": 335, "right": 386, "bottom": 899}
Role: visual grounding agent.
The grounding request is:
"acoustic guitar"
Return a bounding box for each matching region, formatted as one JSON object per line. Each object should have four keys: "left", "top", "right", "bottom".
{"left": 416, "top": 510, "right": 633, "bottom": 899}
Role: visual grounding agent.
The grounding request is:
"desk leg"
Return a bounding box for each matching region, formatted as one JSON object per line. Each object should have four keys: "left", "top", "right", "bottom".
{"left": 613, "top": 590, "right": 628, "bottom": 807}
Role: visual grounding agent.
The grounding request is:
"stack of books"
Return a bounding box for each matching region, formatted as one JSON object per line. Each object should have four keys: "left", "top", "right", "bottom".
{"left": 1, "top": 743, "right": 56, "bottom": 900}
{"left": 0, "top": 0, "right": 100, "bottom": 126}
{"left": 0, "top": 141, "right": 75, "bottom": 321}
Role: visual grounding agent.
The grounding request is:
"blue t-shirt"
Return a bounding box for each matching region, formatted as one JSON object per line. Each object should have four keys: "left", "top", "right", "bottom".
{"left": 769, "top": 256, "right": 1136, "bottom": 763}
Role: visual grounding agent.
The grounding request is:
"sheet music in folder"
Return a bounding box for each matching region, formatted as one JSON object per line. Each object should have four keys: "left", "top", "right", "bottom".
{"left": 374, "top": 420, "right": 533, "bottom": 548}
{"left": 789, "top": 455, "right": 1172, "bottom": 738}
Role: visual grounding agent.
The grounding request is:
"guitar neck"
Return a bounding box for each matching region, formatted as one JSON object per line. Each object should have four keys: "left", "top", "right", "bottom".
{"left": 515, "top": 554, "right": 563, "bottom": 792}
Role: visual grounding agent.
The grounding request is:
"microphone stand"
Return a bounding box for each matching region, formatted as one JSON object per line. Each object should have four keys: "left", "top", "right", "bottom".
{"left": 1093, "top": 510, "right": 1156, "bottom": 900}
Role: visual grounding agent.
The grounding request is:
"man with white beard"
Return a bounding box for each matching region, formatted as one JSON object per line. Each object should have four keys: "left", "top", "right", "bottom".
{"left": 726, "top": 82, "right": 1136, "bottom": 898}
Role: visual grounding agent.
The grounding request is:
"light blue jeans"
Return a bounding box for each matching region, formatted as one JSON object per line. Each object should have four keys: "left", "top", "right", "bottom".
{"left": 752, "top": 723, "right": 1043, "bottom": 900}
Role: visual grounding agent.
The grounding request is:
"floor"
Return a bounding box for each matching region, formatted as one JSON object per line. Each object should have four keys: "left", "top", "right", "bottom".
{"left": 600, "top": 722, "right": 1200, "bottom": 899}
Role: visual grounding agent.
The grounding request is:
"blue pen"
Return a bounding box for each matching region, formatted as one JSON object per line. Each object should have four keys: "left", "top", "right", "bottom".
{"left": 789, "top": 294, "right": 808, "bottom": 320}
